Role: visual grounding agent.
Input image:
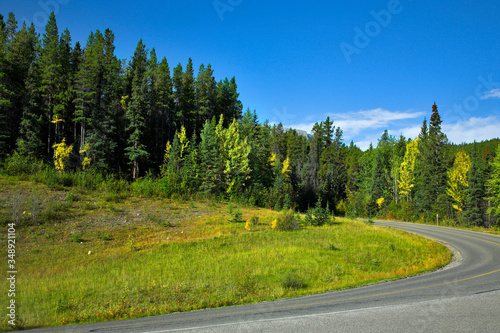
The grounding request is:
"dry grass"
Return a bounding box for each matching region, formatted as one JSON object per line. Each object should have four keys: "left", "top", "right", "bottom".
{"left": 0, "top": 176, "right": 451, "bottom": 330}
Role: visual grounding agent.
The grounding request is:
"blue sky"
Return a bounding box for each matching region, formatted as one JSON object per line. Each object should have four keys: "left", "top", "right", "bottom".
{"left": 2, "top": 0, "right": 500, "bottom": 149}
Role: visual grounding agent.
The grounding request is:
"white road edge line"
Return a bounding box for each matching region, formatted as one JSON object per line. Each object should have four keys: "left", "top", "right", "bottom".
{"left": 141, "top": 305, "right": 402, "bottom": 332}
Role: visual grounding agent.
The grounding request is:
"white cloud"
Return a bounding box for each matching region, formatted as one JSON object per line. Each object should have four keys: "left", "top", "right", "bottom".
{"left": 388, "top": 125, "right": 422, "bottom": 140}
{"left": 328, "top": 108, "right": 425, "bottom": 137}
{"left": 480, "top": 88, "right": 500, "bottom": 100}
{"left": 443, "top": 116, "right": 500, "bottom": 144}
{"left": 354, "top": 140, "right": 374, "bottom": 151}
{"left": 268, "top": 122, "right": 316, "bottom": 133}
{"left": 271, "top": 109, "right": 499, "bottom": 151}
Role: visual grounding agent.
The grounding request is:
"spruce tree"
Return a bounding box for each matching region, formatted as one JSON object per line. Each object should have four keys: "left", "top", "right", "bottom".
{"left": 414, "top": 103, "right": 449, "bottom": 218}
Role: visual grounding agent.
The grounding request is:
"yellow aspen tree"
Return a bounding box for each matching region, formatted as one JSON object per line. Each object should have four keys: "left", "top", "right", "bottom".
{"left": 52, "top": 138, "right": 72, "bottom": 173}
{"left": 282, "top": 156, "right": 292, "bottom": 175}
{"left": 177, "top": 126, "right": 189, "bottom": 158}
{"left": 446, "top": 150, "right": 471, "bottom": 212}
{"left": 398, "top": 137, "right": 419, "bottom": 201}
{"left": 223, "top": 118, "right": 251, "bottom": 195}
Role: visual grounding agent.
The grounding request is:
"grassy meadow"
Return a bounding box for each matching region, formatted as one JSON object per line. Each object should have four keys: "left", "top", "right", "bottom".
{"left": 0, "top": 175, "right": 451, "bottom": 330}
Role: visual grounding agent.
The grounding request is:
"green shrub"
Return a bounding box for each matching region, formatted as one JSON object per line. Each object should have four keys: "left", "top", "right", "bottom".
{"left": 70, "top": 232, "right": 83, "bottom": 243}
{"left": 99, "top": 233, "right": 112, "bottom": 241}
{"left": 336, "top": 200, "right": 347, "bottom": 217}
{"left": 303, "top": 209, "right": 313, "bottom": 226}
{"left": 131, "top": 176, "right": 163, "bottom": 198}
{"left": 272, "top": 210, "right": 299, "bottom": 231}
{"left": 2, "top": 152, "right": 44, "bottom": 176}
{"left": 73, "top": 170, "right": 105, "bottom": 191}
{"left": 250, "top": 214, "right": 259, "bottom": 225}
{"left": 230, "top": 209, "right": 244, "bottom": 223}
{"left": 327, "top": 244, "right": 340, "bottom": 251}
{"left": 308, "top": 199, "right": 334, "bottom": 226}
{"left": 282, "top": 271, "right": 306, "bottom": 290}
{"left": 65, "top": 191, "right": 78, "bottom": 203}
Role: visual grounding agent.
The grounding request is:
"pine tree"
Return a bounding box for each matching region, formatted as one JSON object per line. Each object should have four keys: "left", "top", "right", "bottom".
{"left": 181, "top": 58, "right": 196, "bottom": 137}
{"left": 0, "top": 14, "right": 12, "bottom": 156}
{"left": 39, "top": 12, "right": 63, "bottom": 159}
{"left": 125, "top": 40, "right": 149, "bottom": 180}
{"left": 196, "top": 64, "right": 217, "bottom": 129}
{"left": 216, "top": 77, "right": 242, "bottom": 126}
{"left": 3, "top": 17, "right": 41, "bottom": 155}
{"left": 172, "top": 63, "right": 183, "bottom": 128}
{"left": 464, "top": 143, "right": 485, "bottom": 226}
{"left": 17, "top": 62, "right": 45, "bottom": 158}
{"left": 155, "top": 57, "right": 174, "bottom": 144}
{"left": 56, "top": 28, "right": 74, "bottom": 144}
{"left": 144, "top": 48, "right": 160, "bottom": 168}
{"left": 199, "top": 118, "right": 222, "bottom": 194}
{"left": 371, "top": 151, "right": 388, "bottom": 201}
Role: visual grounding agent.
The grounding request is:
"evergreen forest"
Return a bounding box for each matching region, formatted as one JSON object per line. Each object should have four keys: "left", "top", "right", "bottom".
{"left": 1, "top": 12, "right": 500, "bottom": 228}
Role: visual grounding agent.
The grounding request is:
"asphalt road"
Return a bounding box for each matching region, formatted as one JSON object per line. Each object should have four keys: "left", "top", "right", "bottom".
{"left": 27, "top": 221, "right": 500, "bottom": 333}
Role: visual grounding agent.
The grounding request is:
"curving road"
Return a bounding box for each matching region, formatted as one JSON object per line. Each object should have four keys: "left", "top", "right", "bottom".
{"left": 28, "top": 221, "right": 500, "bottom": 332}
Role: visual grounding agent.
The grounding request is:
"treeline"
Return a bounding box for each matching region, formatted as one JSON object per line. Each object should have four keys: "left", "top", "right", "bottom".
{"left": 1, "top": 12, "right": 500, "bottom": 227}
{"left": 0, "top": 12, "right": 242, "bottom": 176}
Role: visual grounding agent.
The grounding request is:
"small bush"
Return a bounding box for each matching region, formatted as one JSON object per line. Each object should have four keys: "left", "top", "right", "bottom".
{"left": 230, "top": 209, "right": 244, "bottom": 223}
{"left": 305, "top": 199, "right": 334, "bottom": 227}
{"left": 131, "top": 176, "right": 163, "bottom": 198}
{"left": 327, "top": 244, "right": 340, "bottom": 251}
{"left": 272, "top": 210, "right": 298, "bottom": 231}
{"left": 303, "top": 209, "right": 313, "bottom": 226}
{"left": 66, "top": 191, "right": 78, "bottom": 203}
{"left": 336, "top": 200, "right": 347, "bottom": 217}
{"left": 71, "top": 232, "right": 83, "bottom": 243}
{"left": 127, "top": 235, "right": 136, "bottom": 251}
{"left": 234, "top": 270, "right": 258, "bottom": 295}
{"left": 99, "top": 233, "right": 112, "bottom": 241}
{"left": 282, "top": 271, "right": 306, "bottom": 290}
{"left": 2, "top": 152, "right": 44, "bottom": 176}
{"left": 160, "top": 220, "right": 174, "bottom": 228}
